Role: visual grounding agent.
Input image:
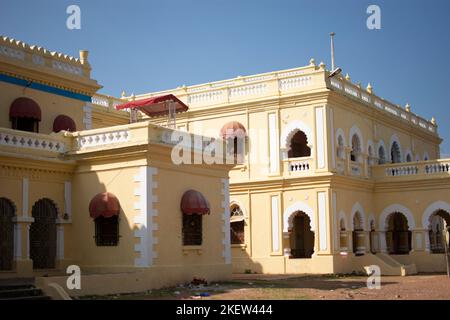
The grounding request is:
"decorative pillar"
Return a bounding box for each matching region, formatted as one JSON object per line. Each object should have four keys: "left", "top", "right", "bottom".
{"left": 12, "top": 216, "right": 34, "bottom": 276}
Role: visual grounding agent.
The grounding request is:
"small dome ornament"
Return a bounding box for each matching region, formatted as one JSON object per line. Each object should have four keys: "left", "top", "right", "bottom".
{"left": 405, "top": 103, "right": 411, "bottom": 112}
{"left": 345, "top": 73, "right": 351, "bottom": 81}
{"left": 319, "top": 61, "right": 326, "bottom": 70}
{"left": 366, "top": 83, "right": 373, "bottom": 94}
{"left": 121, "top": 90, "right": 126, "bottom": 98}
{"left": 431, "top": 117, "right": 436, "bottom": 125}
{"left": 309, "top": 58, "right": 316, "bottom": 66}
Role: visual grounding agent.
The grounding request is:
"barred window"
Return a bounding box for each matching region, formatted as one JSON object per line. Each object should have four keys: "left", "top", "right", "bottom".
{"left": 230, "top": 205, "right": 245, "bottom": 245}
{"left": 182, "top": 214, "right": 202, "bottom": 246}
{"left": 95, "top": 216, "right": 119, "bottom": 246}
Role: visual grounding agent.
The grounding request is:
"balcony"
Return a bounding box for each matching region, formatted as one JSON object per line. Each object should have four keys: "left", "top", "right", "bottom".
{"left": 283, "top": 157, "right": 313, "bottom": 175}
{"left": 372, "top": 159, "right": 450, "bottom": 180}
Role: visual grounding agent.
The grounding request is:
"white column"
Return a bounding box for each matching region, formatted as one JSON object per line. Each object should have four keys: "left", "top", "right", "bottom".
{"left": 379, "top": 231, "right": 387, "bottom": 253}
{"left": 317, "top": 191, "right": 327, "bottom": 251}
{"left": 271, "top": 195, "right": 280, "bottom": 253}
{"left": 22, "top": 177, "right": 29, "bottom": 216}
{"left": 315, "top": 107, "right": 326, "bottom": 169}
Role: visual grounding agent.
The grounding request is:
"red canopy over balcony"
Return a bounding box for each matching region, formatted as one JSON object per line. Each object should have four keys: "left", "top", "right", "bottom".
{"left": 115, "top": 94, "right": 188, "bottom": 117}
{"left": 89, "top": 192, "right": 121, "bottom": 219}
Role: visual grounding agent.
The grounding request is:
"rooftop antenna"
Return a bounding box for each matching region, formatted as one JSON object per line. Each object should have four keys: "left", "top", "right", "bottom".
{"left": 328, "top": 32, "right": 342, "bottom": 78}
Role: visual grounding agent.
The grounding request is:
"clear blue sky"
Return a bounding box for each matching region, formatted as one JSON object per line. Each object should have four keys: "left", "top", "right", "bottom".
{"left": 1, "top": 0, "right": 449, "bottom": 154}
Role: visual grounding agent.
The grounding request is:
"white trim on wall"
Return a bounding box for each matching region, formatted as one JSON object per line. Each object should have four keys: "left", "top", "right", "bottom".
{"left": 330, "top": 108, "right": 336, "bottom": 169}
{"left": 271, "top": 195, "right": 280, "bottom": 253}
{"left": 134, "top": 166, "right": 158, "bottom": 267}
{"left": 318, "top": 192, "right": 327, "bottom": 251}
{"left": 22, "top": 177, "right": 29, "bottom": 216}
{"left": 315, "top": 107, "right": 326, "bottom": 169}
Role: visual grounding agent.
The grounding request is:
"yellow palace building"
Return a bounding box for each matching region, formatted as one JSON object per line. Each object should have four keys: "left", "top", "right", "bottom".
{"left": 0, "top": 35, "right": 450, "bottom": 295}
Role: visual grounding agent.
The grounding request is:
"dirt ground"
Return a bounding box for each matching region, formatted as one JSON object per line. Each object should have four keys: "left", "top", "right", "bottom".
{"left": 79, "top": 273, "right": 450, "bottom": 300}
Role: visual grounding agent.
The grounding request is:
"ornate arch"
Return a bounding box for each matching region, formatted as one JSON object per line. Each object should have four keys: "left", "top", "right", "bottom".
{"left": 230, "top": 199, "right": 248, "bottom": 218}
{"left": 422, "top": 201, "right": 450, "bottom": 228}
{"left": 338, "top": 210, "right": 347, "bottom": 230}
{"left": 423, "top": 151, "right": 430, "bottom": 161}
{"left": 404, "top": 149, "right": 413, "bottom": 162}
{"left": 367, "top": 139, "right": 375, "bottom": 156}
{"left": 379, "top": 204, "right": 415, "bottom": 230}
{"left": 350, "top": 202, "right": 367, "bottom": 231}
{"left": 280, "top": 120, "right": 313, "bottom": 150}
{"left": 349, "top": 125, "right": 364, "bottom": 152}
{"left": 336, "top": 128, "right": 346, "bottom": 147}
{"left": 389, "top": 134, "right": 403, "bottom": 162}
{"left": 283, "top": 201, "right": 315, "bottom": 233}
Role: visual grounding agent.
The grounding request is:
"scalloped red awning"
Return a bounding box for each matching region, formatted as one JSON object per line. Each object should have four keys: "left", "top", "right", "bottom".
{"left": 89, "top": 192, "right": 120, "bottom": 219}
{"left": 220, "top": 121, "right": 247, "bottom": 139}
{"left": 180, "top": 190, "right": 210, "bottom": 215}
{"left": 9, "top": 97, "right": 42, "bottom": 121}
{"left": 53, "top": 115, "right": 76, "bottom": 132}
{"left": 115, "top": 94, "right": 188, "bottom": 117}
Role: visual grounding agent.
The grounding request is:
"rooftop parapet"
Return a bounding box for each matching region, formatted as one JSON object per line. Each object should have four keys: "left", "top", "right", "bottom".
{"left": 0, "top": 35, "right": 101, "bottom": 95}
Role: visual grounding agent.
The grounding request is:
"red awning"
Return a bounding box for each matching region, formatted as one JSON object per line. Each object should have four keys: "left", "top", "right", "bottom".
{"left": 115, "top": 94, "right": 188, "bottom": 117}
{"left": 53, "top": 115, "right": 76, "bottom": 132}
{"left": 89, "top": 192, "right": 121, "bottom": 219}
{"left": 180, "top": 190, "right": 210, "bottom": 215}
{"left": 220, "top": 121, "right": 247, "bottom": 139}
{"left": 9, "top": 97, "right": 42, "bottom": 120}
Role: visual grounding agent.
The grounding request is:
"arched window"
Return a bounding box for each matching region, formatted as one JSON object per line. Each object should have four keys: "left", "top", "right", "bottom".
{"left": 352, "top": 212, "right": 365, "bottom": 255}
{"left": 428, "top": 210, "right": 450, "bottom": 254}
{"left": 391, "top": 141, "right": 401, "bottom": 163}
{"left": 53, "top": 115, "right": 76, "bottom": 132}
{"left": 289, "top": 211, "right": 314, "bottom": 259}
{"left": 30, "top": 198, "right": 58, "bottom": 268}
{"left": 9, "top": 97, "right": 42, "bottom": 133}
{"left": 367, "top": 145, "right": 373, "bottom": 166}
{"left": 350, "top": 134, "right": 361, "bottom": 162}
{"left": 288, "top": 130, "right": 311, "bottom": 158}
{"left": 406, "top": 153, "right": 412, "bottom": 162}
{"left": 220, "top": 121, "right": 247, "bottom": 164}
{"left": 181, "top": 190, "right": 210, "bottom": 246}
{"left": 386, "top": 212, "right": 411, "bottom": 255}
{"left": 378, "top": 146, "right": 386, "bottom": 164}
{"left": 337, "top": 135, "right": 345, "bottom": 159}
{"left": 89, "top": 192, "right": 121, "bottom": 246}
{"left": 230, "top": 205, "right": 245, "bottom": 245}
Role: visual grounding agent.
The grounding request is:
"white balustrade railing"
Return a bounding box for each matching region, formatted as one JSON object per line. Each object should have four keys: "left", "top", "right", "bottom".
{"left": 424, "top": 162, "right": 450, "bottom": 174}
{"left": 328, "top": 78, "right": 437, "bottom": 135}
{"left": 350, "top": 163, "right": 361, "bottom": 176}
{"left": 73, "top": 130, "right": 130, "bottom": 150}
{"left": 385, "top": 165, "right": 419, "bottom": 177}
{"left": 286, "top": 158, "right": 312, "bottom": 173}
{"left": 0, "top": 129, "right": 67, "bottom": 153}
